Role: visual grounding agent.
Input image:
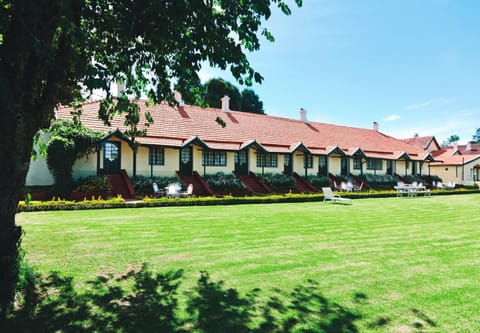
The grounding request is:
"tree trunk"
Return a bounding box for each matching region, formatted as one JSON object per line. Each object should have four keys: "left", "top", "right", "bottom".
{"left": 0, "top": 0, "right": 84, "bottom": 316}
{"left": 0, "top": 113, "right": 33, "bottom": 317}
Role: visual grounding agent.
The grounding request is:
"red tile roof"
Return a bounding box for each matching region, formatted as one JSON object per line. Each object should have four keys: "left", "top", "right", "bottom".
{"left": 430, "top": 147, "right": 480, "bottom": 166}
{"left": 401, "top": 136, "right": 438, "bottom": 150}
{"left": 458, "top": 143, "right": 480, "bottom": 155}
{"left": 56, "top": 100, "right": 429, "bottom": 160}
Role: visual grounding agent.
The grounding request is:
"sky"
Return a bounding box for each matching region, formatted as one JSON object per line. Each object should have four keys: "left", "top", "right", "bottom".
{"left": 198, "top": 0, "right": 480, "bottom": 144}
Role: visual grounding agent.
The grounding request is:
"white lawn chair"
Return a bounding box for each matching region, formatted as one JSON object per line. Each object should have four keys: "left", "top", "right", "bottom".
{"left": 322, "top": 187, "right": 352, "bottom": 204}
{"left": 180, "top": 184, "right": 193, "bottom": 197}
{"left": 152, "top": 182, "right": 164, "bottom": 198}
{"left": 446, "top": 181, "right": 456, "bottom": 190}
{"left": 354, "top": 182, "right": 363, "bottom": 192}
{"left": 346, "top": 181, "right": 354, "bottom": 192}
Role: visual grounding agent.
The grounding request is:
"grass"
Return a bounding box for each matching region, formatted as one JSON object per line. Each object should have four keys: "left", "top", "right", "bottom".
{"left": 17, "top": 194, "right": 480, "bottom": 332}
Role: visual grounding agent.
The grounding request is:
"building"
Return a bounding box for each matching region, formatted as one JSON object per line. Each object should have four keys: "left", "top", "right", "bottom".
{"left": 430, "top": 143, "right": 480, "bottom": 184}
{"left": 402, "top": 136, "right": 480, "bottom": 184}
{"left": 27, "top": 94, "right": 437, "bottom": 194}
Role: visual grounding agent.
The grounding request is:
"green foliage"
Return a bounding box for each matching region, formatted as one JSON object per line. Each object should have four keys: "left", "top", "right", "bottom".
{"left": 1, "top": 0, "right": 302, "bottom": 316}
{"left": 258, "top": 173, "right": 295, "bottom": 190}
{"left": 359, "top": 174, "right": 397, "bottom": 190}
{"left": 205, "top": 78, "right": 242, "bottom": 110}
{"left": 472, "top": 128, "right": 480, "bottom": 143}
{"left": 45, "top": 120, "right": 103, "bottom": 197}
{"left": 448, "top": 134, "right": 460, "bottom": 143}
{"left": 305, "top": 175, "right": 330, "bottom": 188}
{"left": 183, "top": 78, "right": 265, "bottom": 114}
{"left": 204, "top": 173, "right": 245, "bottom": 191}
{"left": 241, "top": 89, "right": 264, "bottom": 114}
{"left": 75, "top": 176, "right": 112, "bottom": 193}
{"left": 24, "top": 193, "right": 32, "bottom": 206}
{"left": 417, "top": 175, "right": 442, "bottom": 184}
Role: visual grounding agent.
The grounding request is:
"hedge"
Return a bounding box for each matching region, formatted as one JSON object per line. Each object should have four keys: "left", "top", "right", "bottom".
{"left": 16, "top": 189, "right": 480, "bottom": 212}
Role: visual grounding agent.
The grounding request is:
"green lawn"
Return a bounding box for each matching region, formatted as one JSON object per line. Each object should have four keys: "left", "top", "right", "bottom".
{"left": 17, "top": 194, "right": 480, "bottom": 332}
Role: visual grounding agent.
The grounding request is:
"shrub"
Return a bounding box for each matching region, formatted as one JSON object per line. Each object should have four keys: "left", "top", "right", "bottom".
{"left": 44, "top": 120, "right": 103, "bottom": 197}
{"left": 204, "top": 172, "right": 244, "bottom": 191}
{"left": 305, "top": 175, "right": 330, "bottom": 188}
{"left": 359, "top": 174, "right": 397, "bottom": 190}
{"left": 421, "top": 175, "right": 442, "bottom": 184}
{"left": 76, "top": 176, "right": 112, "bottom": 193}
{"left": 258, "top": 173, "right": 295, "bottom": 190}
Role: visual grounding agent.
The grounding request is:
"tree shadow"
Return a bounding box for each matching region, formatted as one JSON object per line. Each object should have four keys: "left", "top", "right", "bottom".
{"left": 368, "top": 307, "right": 437, "bottom": 332}
{"left": 1, "top": 264, "right": 365, "bottom": 332}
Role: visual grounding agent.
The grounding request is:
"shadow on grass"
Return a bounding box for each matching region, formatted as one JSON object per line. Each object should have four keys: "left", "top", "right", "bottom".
{"left": 1, "top": 264, "right": 363, "bottom": 332}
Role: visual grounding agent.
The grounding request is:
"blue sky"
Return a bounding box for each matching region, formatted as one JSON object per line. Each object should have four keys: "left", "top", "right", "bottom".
{"left": 199, "top": 0, "right": 480, "bottom": 144}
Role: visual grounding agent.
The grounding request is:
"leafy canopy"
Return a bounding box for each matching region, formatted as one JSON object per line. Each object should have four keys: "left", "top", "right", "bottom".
{"left": 184, "top": 78, "right": 265, "bottom": 114}
{"left": 44, "top": 120, "right": 103, "bottom": 197}
{"left": 472, "top": 128, "right": 480, "bottom": 144}
{"left": 2, "top": 0, "right": 301, "bottom": 109}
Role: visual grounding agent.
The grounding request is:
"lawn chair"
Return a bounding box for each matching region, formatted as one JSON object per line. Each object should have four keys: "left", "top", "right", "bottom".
{"left": 180, "top": 184, "right": 193, "bottom": 198}
{"left": 152, "top": 182, "right": 165, "bottom": 198}
{"left": 446, "top": 181, "right": 456, "bottom": 190}
{"left": 354, "top": 182, "right": 363, "bottom": 192}
{"left": 322, "top": 187, "right": 352, "bottom": 204}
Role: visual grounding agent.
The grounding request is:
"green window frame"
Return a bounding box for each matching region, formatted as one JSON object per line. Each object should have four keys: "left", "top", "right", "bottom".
{"left": 366, "top": 158, "right": 382, "bottom": 170}
{"left": 256, "top": 153, "right": 278, "bottom": 168}
{"left": 203, "top": 150, "right": 227, "bottom": 166}
{"left": 149, "top": 147, "right": 164, "bottom": 165}
{"left": 353, "top": 158, "right": 362, "bottom": 170}
{"left": 235, "top": 151, "right": 247, "bottom": 164}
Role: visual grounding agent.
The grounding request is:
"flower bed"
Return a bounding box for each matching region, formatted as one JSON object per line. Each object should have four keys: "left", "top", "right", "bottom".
{"left": 70, "top": 191, "right": 107, "bottom": 201}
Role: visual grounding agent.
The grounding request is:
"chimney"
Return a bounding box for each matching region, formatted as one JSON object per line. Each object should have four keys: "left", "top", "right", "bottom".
{"left": 174, "top": 91, "right": 184, "bottom": 106}
{"left": 466, "top": 142, "right": 472, "bottom": 151}
{"left": 299, "top": 108, "right": 308, "bottom": 124}
{"left": 221, "top": 95, "right": 230, "bottom": 112}
{"left": 453, "top": 142, "right": 458, "bottom": 151}
{"left": 116, "top": 80, "right": 126, "bottom": 97}
{"left": 373, "top": 121, "right": 379, "bottom": 131}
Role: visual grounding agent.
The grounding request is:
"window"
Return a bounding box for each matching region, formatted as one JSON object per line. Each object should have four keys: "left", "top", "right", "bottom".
{"left": 104, "top": 142, "right": 119, "bottom": 161}
{"left": 256, "top": 153, "right": 278, "bottom": 168}
{"left": 203, "top": 150, "right": 227, "bottom": 166}
{"left": 149, "top": 147, "right": 165, "bottom": 165}
{"left": 304, "top": 154, "right": 313, "bottom": 168}
{"left": 235, "top": 151, "right": 247, "bottom": 164}
{"left": 366, "top": 158, "right": 382, "bottom": 170}
{"left": 353, "top": 158, "right": 362, "bottom": 170}
{"left": 180, "top": 148, "right": 191, "bottom": 163}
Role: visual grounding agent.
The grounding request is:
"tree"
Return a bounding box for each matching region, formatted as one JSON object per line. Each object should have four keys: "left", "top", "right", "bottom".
{"left": 185, "top": 78, "right": 265, "bottom": 114}
{"left": 448, "top": 134, "right": 460, "bottom": 144}
{"left": 205, "top": 78, "right": 242, "bottom": 110}
{"left": 241, "top": 88, "right": 264, "bottom": 114}
{"left": 472, "top": 128, "right": 480, "bottom": 144}
{"left": 45, "top": 119, "right": 103, "bottom": 198}
{"left": 0, "top": 0, "right": 302, "bottom": 314}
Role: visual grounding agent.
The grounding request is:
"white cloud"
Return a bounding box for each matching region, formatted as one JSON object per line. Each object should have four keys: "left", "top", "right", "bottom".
{"left": 382, "top": 114, "right": 400, "bottom": 122}
{"left": 404, "top": 98, "right": 451, "bottom": 110}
